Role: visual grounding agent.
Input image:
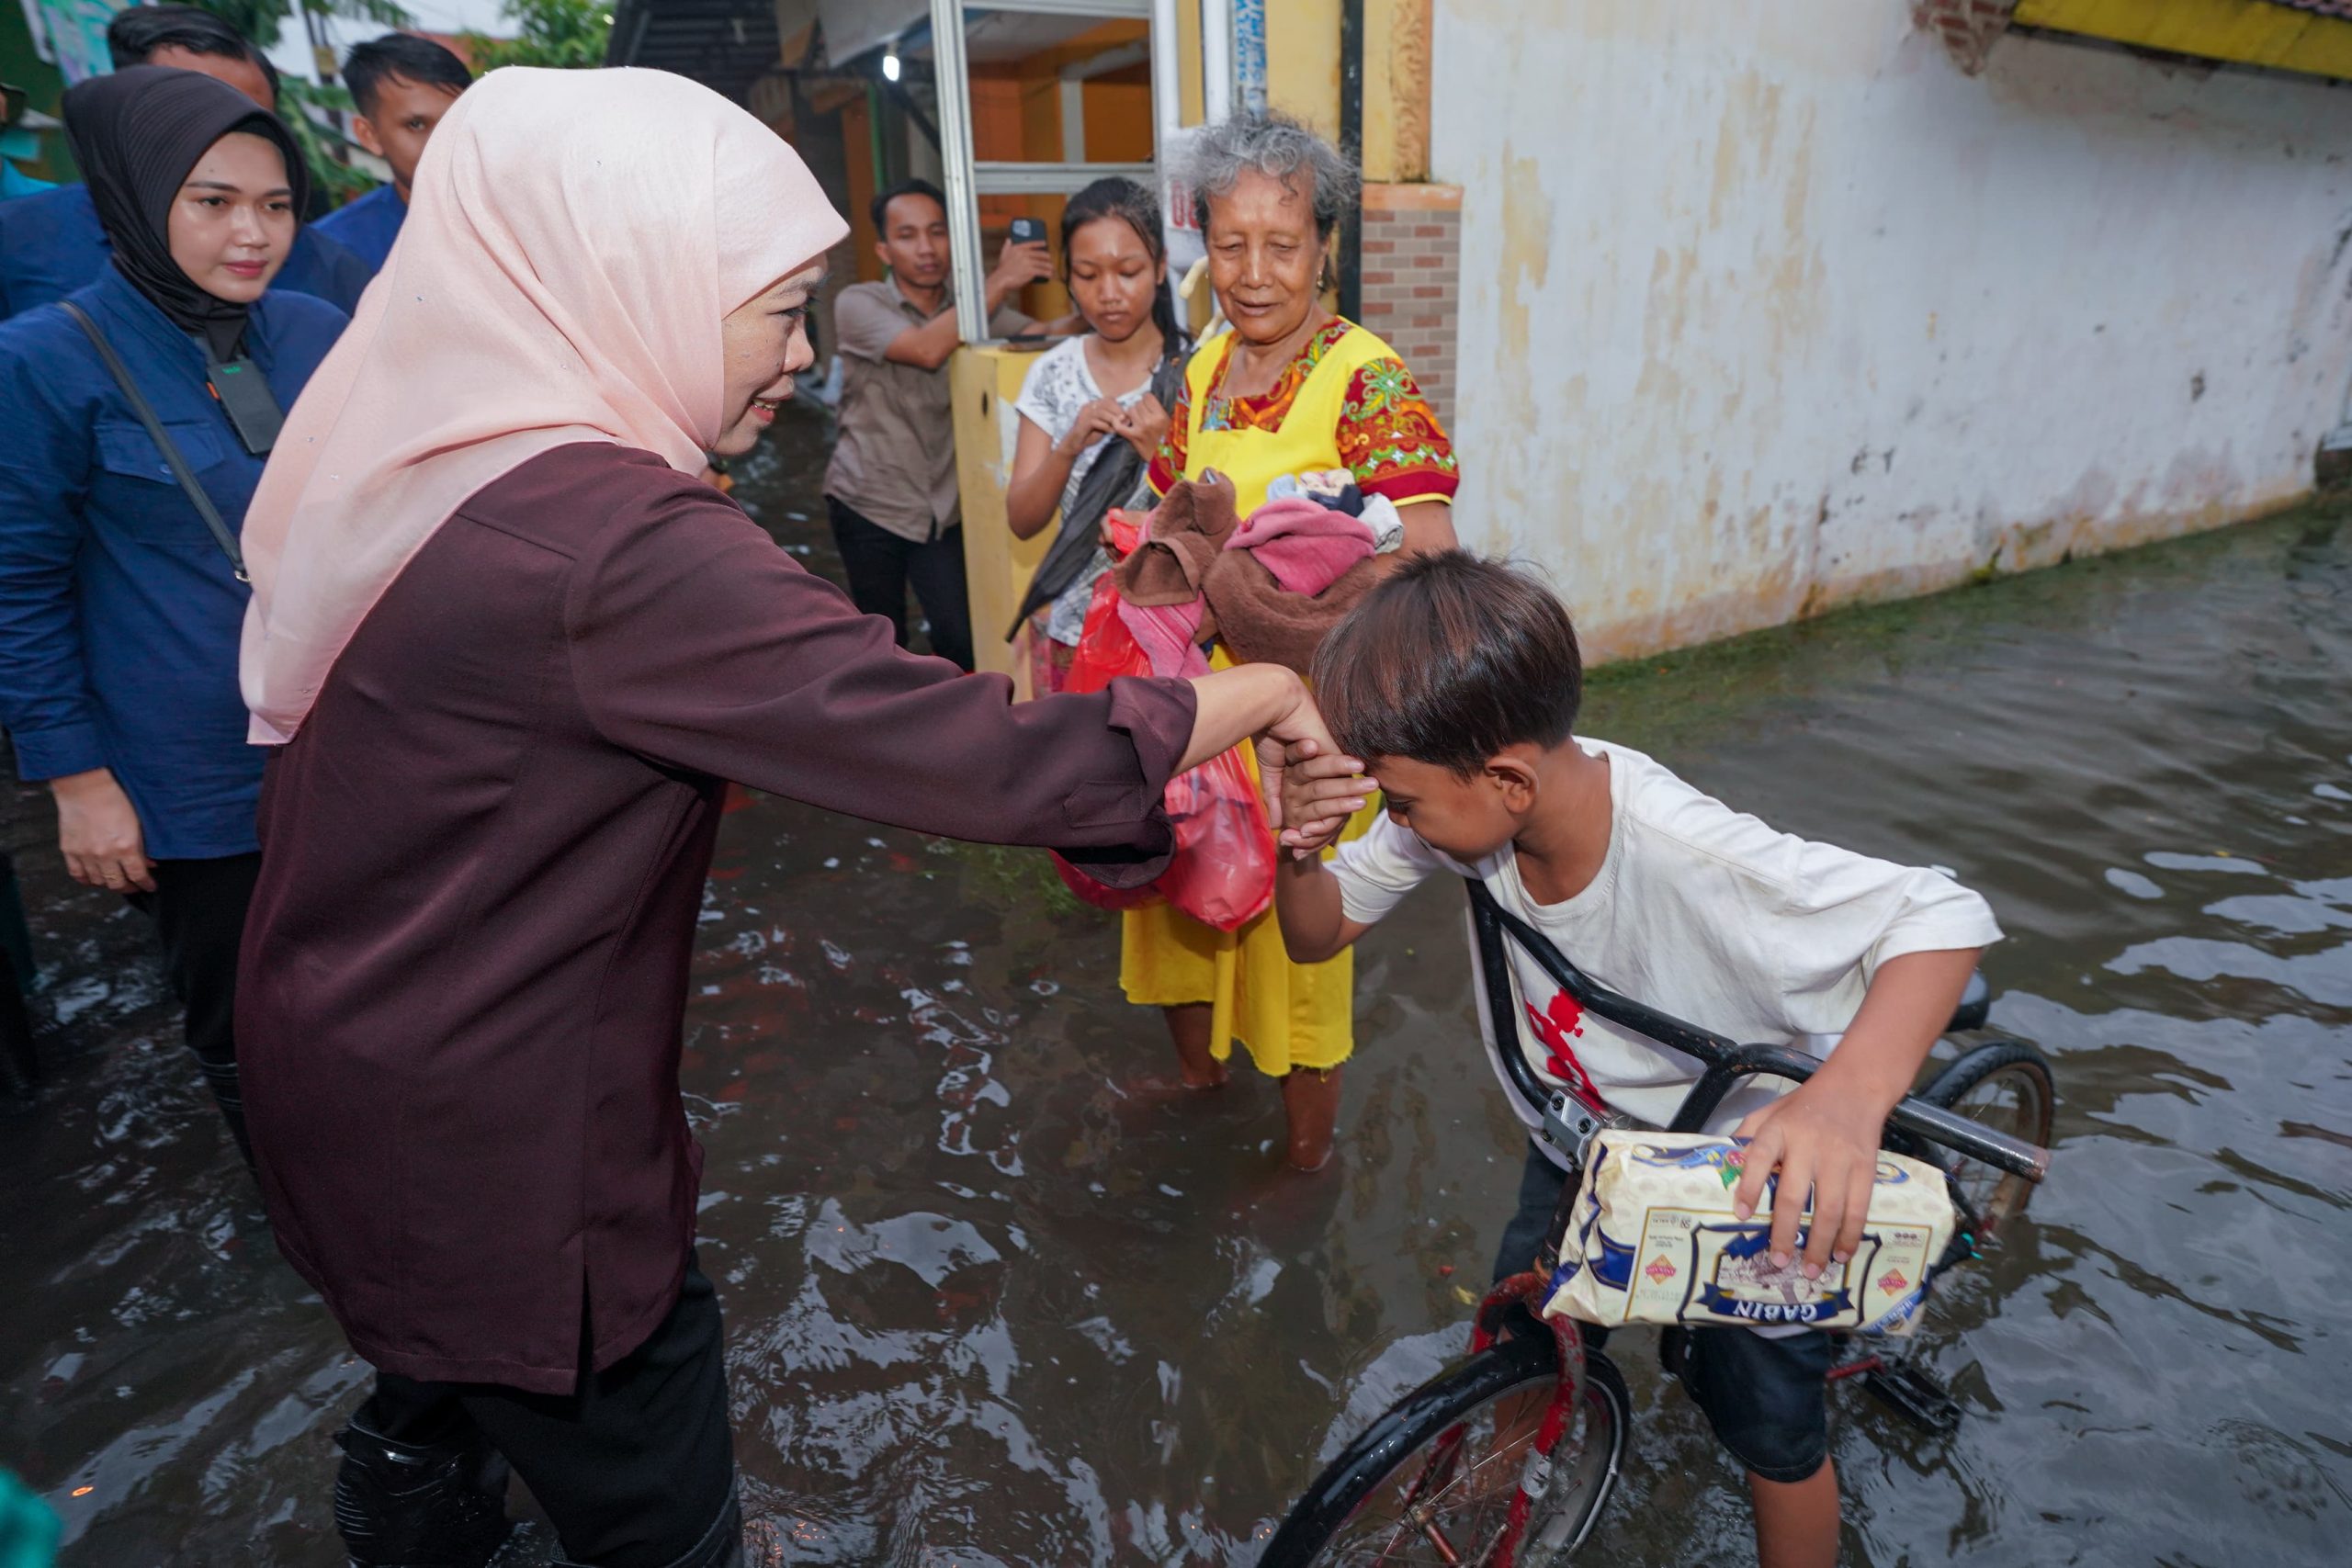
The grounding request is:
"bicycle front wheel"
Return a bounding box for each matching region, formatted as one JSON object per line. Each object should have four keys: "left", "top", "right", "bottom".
{"left": 1260, "top": 1335, "right": 1630, "bottom": 1568}
{"left": 1922, "top": 1037, "right": 2054, "bottom": 1241}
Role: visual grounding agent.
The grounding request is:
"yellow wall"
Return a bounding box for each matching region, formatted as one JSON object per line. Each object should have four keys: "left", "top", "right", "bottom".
{"left": 950, "top": 346, "right": 1053, "bottom": 688}
{"left": 1178, "top": 0, "right": 1203, "bottom": 123}
{"left": 1259, "top": 1, "right": 1428, "bottom": 178}
{"left": 1361, "top": 1, "right": 1396, "bottom": 180}
{"left": 1084, "top": 68, "right": 1157, "bottom": 161}
{"left": 1266, "top": 0, "right": 1342, "bottom": 135}
{"left": 2016, "top": 0, "right": 2352, "bottom": 81}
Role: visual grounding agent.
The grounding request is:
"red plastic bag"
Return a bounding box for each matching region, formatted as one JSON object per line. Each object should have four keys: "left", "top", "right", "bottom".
{"left": 1156, "top": 744, "right": 1275, "bottom": 931}
{"left": 1062, "top": 572, "right": 1149, "bottom": 696}
{"left": 1050, "top": 851, "right": 1159, "bottom": 912}
{"left": 1054, "top": 568, "right": 1162, "bottom": 908}
{"left": 1052, "top": 509, "right": 1272, "bottom": 928}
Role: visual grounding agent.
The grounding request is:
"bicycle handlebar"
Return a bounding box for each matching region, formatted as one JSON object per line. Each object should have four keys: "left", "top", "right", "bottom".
{"left": 1466, "top": 882, "right": 2050, "bottom": 1183}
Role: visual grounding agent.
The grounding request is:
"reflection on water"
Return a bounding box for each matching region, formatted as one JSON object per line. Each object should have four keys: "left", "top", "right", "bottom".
{"left": 4, "top": 418, "right": 2346, "bottom": 1563}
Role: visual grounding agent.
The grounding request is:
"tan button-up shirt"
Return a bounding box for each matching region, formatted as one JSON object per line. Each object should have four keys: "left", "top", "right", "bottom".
{"left": 823, "top": 276, "right": 1033, "bottom": 543}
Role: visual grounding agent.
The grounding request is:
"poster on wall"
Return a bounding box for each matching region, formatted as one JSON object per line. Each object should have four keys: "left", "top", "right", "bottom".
{"left": 1235, "top": 0, "right": 1266, "bottom": 115}
{"left": 1159, "top": 122, "right": 1206, "bottom": 287}
{"left": 19, "top": 0, "right": 140, "bottom": 84}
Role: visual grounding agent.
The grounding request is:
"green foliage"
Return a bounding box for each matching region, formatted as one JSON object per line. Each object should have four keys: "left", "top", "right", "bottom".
{"left": 277, "top": 77, "right": 379, "bottom": 204}
{"left": 462, "top": 0, "right": 611, "bottom": 72}
{"left": 186, "top": 5, "right": 412, "bottom": 204}
{"left": 193, "top": 2, "right": 416, "bottom": 53}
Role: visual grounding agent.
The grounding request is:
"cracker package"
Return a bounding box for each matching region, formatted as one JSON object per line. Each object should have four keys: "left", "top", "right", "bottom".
{"left": 1542, "top": 1133, "right": 1956, "bottom": 1337}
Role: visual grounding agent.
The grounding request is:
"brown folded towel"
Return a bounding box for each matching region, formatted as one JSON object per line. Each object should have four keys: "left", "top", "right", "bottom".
{"left": 1204, "top": 547, "right": 1382, "bottom": 675}
{"left": 1114, "top": 474, "right": 1238, "bottom": 609}
{"left": 1114, "top": 474, "right": 1384, "bottom": 677}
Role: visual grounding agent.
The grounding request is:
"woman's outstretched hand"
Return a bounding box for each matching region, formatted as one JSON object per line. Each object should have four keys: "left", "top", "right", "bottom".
{"left": 1182, "top": 665, "right": 1358, "bottom": 847}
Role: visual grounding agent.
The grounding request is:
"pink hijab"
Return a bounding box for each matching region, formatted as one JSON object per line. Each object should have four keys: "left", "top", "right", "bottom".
{"left": 239, "top": 67, "right": 848, "bottom": 741}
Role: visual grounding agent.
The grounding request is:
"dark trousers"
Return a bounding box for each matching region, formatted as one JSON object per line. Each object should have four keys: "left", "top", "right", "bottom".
{"left": 826, "top": 495, "right": 974, "bottom": 671}
{"left": 362, "top": 1259, "right": 736, "bottom": 1568}
{"left": 133, "top": 852, "right": 260, "bottom": 1166}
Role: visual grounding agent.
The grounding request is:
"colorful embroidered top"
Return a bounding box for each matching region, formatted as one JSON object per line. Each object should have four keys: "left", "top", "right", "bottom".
{"left": 1147, "top": 317, "right": 1459, "bottom": 513}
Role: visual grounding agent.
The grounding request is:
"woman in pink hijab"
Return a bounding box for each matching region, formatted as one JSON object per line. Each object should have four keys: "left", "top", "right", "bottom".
{"left": 235, "top": 69, "right": 1345, "bottom": 1568}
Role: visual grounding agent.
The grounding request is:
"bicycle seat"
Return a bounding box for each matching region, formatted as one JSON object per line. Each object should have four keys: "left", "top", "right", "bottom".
{"left": 1948, "top": 972, "right": 1990, "bottom": 1033}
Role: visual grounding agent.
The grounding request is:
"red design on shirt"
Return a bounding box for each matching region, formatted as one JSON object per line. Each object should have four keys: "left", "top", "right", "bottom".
{"left": 1525, "top": 990, "right": 1605, "bottom": 1111}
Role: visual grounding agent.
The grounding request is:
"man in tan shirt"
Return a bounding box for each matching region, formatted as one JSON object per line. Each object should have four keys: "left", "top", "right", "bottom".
{"left": 824, "top": 179, "right": 1057, "bottom": 671}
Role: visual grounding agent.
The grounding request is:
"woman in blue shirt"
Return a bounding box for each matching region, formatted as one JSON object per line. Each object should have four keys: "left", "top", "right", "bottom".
{"left": 0, "top": 67, "right": 346, "bottom": 1165}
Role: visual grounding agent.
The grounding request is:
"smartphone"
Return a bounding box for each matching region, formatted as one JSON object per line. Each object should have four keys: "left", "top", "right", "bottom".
{"left": 1009, "top": 217, "right": 1046, "bottom": 245}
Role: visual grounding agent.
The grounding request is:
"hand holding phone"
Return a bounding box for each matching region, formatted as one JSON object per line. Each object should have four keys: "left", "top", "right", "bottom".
{"left": 992, "top": 220, "right": 1056, "bottom": 293}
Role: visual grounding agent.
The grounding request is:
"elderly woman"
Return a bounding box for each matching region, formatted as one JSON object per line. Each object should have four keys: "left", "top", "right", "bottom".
{"left": 1126, "top": 112, "right": 1460, "bottom": 1170}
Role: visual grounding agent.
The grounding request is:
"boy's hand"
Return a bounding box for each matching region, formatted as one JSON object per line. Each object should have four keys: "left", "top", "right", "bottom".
{"left": 1275, "top": 739, "right": 1370, "bottom": 859}
{"left": 1730, "top": 1077, "right": 1891, "bottom": 1279}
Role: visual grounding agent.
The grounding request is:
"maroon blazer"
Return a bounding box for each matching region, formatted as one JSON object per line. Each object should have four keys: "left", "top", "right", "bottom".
{"left": 238, "top": 443, "right": 1193, "bottom": 1393}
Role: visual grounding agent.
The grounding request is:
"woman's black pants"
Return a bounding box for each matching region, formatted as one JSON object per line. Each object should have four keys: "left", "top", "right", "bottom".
{"left": 356, "top": 1259, "right": 738, "bottom": 1568}
{"left": 130, "top": 852, "right": 260, "bottom": 1166}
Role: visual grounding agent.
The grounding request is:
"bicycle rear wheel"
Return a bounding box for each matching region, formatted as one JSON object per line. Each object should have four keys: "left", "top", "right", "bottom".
{"left": 1259, "top": 1335, "right": 1630, "bottom": 1568}
{"left": 1921, "top": 1038, "right": 2053, "bottom": 1241}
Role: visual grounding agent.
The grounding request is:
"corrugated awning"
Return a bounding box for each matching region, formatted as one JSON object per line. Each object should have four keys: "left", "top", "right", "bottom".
{"left": 606, "top": 0, "right": 784, "bottom": 104}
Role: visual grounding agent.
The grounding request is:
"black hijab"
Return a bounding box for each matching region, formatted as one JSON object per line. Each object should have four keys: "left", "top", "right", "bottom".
{"left": 63, "top": 64, "right": 308, "bottom": 360}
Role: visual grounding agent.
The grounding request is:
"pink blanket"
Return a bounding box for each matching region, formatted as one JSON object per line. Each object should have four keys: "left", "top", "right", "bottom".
{"left": 1116, "top": 593, "right": 1211, "bottom": 680}
{"left": 1223, "top": 498, "right": 1376, "bottom": 595}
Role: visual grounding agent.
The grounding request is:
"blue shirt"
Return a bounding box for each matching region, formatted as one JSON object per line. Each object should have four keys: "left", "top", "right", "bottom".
{"left": 311, "top": 183, "right": 404, "bottom": 275}
{"left": 0, "top": 183, "right": 372, "bottom": 321}
{"left": 0, "top": 267, "right": 347, "bottom": 859}
{"left": 0, "top": 163, "right": 54, "bottom": 200}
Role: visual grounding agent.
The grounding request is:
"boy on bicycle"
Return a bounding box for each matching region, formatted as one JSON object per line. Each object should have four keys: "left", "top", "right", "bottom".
{"left": 1270, "top": 552, "right": 2001, "bottom": 1568}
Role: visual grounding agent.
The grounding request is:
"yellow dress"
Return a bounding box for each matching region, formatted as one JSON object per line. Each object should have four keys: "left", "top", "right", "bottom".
{"left": 1122, "top": 318, "right": 1460, "bottom": 1075}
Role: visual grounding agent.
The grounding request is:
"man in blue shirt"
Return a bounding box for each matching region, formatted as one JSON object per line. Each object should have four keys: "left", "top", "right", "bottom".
{"left": 2, "top": 83, "right": 58, "bottom": 200}
{"left": 0, "top": 6, "right": 369, "bottom": 318}
{"left": 312, "top": 33, "right": 471, "bottom": 274}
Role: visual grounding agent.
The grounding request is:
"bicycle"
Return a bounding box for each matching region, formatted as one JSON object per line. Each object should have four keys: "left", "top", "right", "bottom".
{"left": 1258, "top": 880, "right": 2056, "bottom": 1566}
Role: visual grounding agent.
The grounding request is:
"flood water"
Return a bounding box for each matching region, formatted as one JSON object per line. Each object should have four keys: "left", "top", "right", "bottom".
{"left": 4, "top": 409, "right": 2347, "bottom": 1566}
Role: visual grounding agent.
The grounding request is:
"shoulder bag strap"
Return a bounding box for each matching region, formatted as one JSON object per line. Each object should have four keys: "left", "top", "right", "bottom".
{"left": 59, "top": 301, "right": 249, "bottom": 583}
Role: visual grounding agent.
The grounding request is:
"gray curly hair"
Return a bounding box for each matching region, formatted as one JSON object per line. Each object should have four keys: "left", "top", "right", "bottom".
{"left": 1182, "top": 110, "right": 1362, "bottom": 240}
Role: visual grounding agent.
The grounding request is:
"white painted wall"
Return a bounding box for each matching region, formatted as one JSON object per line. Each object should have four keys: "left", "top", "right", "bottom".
{"left": 1430, "top": 0, "right": 2352, "bottom": 660}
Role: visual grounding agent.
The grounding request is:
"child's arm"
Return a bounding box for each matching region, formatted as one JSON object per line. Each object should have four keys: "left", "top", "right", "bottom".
{"left": 1729, "top": 945, "right": 1982, "bottom": 1280}
{"left": 1271, "top": 739, "right": 1387, "bottom": 964}
{"left": 1274, "top": 852, "right": 1376, "bottom": 964}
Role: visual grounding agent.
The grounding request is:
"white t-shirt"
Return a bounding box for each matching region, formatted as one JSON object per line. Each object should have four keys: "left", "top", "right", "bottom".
{"left": 1328, "top": 739, "right": 2005, "bottom": 1167}
{"left": 1012, "top": 336, "right": 1153, "bottom": 645}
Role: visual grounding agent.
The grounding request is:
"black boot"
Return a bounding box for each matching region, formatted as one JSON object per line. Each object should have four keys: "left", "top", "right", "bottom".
{"left": 333, "top": 1416, "right": 514, "bottom": 1568}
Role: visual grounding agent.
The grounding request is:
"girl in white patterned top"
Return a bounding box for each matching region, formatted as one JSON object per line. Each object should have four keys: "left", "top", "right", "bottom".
{"left": 1005, "top": 178, "right": 1182, "bottom": 688}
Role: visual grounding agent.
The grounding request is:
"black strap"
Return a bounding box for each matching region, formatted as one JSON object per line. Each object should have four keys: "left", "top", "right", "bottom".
{"left": 60, "top": 301, "right": 249, "bottom": 583}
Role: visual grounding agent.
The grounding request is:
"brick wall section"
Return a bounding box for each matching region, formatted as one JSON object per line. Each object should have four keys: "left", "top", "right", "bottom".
{"left": 1356, "top": 183, "right": 1463, "bottom": 437}
{"left": 1914, "top": 0, "right": 2018, "bottom": 74}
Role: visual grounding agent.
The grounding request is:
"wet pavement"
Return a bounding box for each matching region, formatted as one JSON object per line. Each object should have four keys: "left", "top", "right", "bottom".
{"left": 3, "top": 406, "right": 2348, "bottom": 1566}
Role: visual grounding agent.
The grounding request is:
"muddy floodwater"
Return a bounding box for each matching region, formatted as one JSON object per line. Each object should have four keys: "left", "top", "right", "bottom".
{"left": 5, "top": 412, "right": 2348, "bottom": 1566}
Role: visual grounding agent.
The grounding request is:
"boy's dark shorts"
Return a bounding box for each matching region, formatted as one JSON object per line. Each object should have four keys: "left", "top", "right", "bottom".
{"left": 1494, "top": 1141, "right": 1833, "bottom": 1484}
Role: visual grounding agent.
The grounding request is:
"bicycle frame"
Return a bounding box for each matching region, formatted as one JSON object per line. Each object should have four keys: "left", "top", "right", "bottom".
{"left": 1466, "top": 879, "right": 2050, "bottom": 1198}
{"left": 1258, "top": 890, "right": 2052, "bottom": 1567}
